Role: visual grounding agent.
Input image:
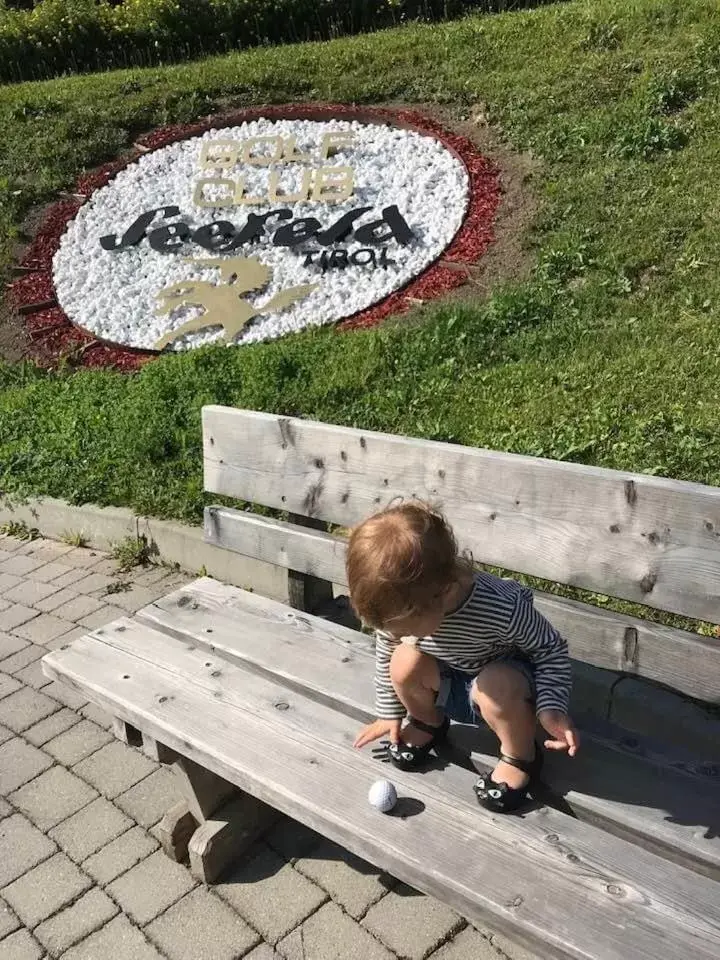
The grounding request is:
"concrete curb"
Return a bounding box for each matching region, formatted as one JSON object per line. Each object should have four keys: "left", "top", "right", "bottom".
{"left": 2, "top": 495, "right": 719, "bottom": 760}
{"left": 0, "top": 495, "right": 288, "bottom": 602}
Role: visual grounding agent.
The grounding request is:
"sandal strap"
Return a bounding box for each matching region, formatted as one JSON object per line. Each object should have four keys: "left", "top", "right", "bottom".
{"left": 407, "top": 716, "right": 449, "bottom": 738}
{"left": 499, "top": 752, "right": 536, "bottom": 775}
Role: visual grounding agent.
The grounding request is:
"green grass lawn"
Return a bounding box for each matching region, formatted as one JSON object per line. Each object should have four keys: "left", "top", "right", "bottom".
{"left": 0, "top": 0, "right": 719, "bottom": 533}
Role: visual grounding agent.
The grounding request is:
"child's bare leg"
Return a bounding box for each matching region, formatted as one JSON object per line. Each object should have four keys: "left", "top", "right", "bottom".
{"left": 472, "top": 663, "right": 536, "bottom": 790}
{"left": 390, "top": 645, "right": 443, "bottom": 746}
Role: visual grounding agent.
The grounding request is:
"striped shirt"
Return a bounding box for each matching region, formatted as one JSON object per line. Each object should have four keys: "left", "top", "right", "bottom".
{"left": 375, "top": 572, "right": 572, "bottom": 720}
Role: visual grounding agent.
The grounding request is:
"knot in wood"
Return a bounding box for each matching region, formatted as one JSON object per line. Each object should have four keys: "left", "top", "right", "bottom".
{"left": 606, "top": 884, "right": 624, "bottom": 897}
{"left": 274, "top": 701, "right": 290, "bottom": 711}
{"left": 639, "top": 571, "right": 657, "bottom": 594}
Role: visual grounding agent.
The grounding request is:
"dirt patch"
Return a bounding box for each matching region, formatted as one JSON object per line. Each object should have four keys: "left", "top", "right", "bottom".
{"left": 0, "top": 102, "right": 539, "bottom": 366}
{"left": 0, "top": 208, "right": 48, "bottom": 363}
{"left": 402, "top": 102, "right": 540, "bottom": 305}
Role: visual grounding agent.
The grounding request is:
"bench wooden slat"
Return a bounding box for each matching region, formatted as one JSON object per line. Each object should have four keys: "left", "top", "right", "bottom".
{"left": 204, "top": 507, "right": 720, "bottom": 702}
{"left": 43, "top": 623, "right": 720, "bottom": 960}
{"left": 202, "top": 408, "right": 720, "bottom": 623}
{"left": 137, "top": 579, "right": 720, "bottom": 877}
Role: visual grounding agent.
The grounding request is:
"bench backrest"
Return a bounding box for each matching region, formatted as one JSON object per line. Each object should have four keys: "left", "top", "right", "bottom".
{"left": 202, "top": 406, "right": 720, "bottom": 704}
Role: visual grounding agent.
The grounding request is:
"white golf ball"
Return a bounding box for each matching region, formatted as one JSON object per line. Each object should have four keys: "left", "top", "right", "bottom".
{"left": 368, "top": 779, "right": 398, "bottom": 813}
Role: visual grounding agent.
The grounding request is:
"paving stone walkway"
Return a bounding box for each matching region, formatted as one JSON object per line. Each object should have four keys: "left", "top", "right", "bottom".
{"left": 0, "top": 533, "right": 536, "bottom": 960}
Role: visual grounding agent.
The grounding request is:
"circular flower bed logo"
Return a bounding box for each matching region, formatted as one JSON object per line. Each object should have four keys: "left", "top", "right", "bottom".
{"left": 12, "top": 107, "right": 501, "bottom": 367}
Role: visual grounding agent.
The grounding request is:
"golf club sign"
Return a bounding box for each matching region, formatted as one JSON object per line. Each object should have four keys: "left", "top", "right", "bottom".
{"left": 51, "top": 116, "right": 472, "bottom": 351}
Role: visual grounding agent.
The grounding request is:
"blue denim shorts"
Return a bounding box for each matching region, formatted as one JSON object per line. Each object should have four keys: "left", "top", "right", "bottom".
{"left": 435, "top": 658, "right": 536, "bottom": 726}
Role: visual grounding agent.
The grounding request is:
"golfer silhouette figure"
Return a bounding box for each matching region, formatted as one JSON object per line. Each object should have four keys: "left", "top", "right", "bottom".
{"left": 154, "top": 256, "right": 316, "bottom": 350}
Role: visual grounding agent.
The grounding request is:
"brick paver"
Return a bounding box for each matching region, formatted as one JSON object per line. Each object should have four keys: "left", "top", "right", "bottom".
{"left": 115, "top": 768, "right": 177, "bottom": 828}
{"left": 0, "top": 739, "right": 54, "bottom": 794}
{"left": 0, "top": 687, "right": 59, "bottom": 732}
{"left": 2, "top": 580, "right": 62, "bottom": 608}
{"left": 0, "top": 630, "right": 28, "bottom": 659}
{"left": 61, "top": 914, "right": 164, "bottom": 960}
{"left": 0, "top": 536, "right": 531, "bottom": 960}
{"left": 0, "top": 672, "right": 22, "bottom": 700}
{"left": 44, "top": 719, "right": 113, "bottom": 765}
{"left": 13, "top": 613, "right": 73, "bottom": 646}
{"left": 9, "top": 766, "right": 97, "bottom": 831}
{"left": 0, "top": 605, "right": 38, "bottom": 632}
{"left": 0, "top": 555, "right": 47, "bottom": 578}
{"left": 1, "top": 928, "right": 44, "bottom": 960}
{"left": 2, "top": 852, "right": 91, "bottom": 927}
{"left": 0, "top": 644, "right": 45, "bottom": 675}
{"left": 278, "top": 902, "right": 394, "bottom": 960}
{"left": 14, "top": 660, "right": 52, "bottom": 691}
{"left": 146, "top": 887, "right": 259, "bottom": 960}
{"left": 26, "top": 561, "right": 74, "bottom": 584}
{"left": 24, "top": 709, "right": 79, "bottom": 747}
{"left": 0, "top": 814, "right": 57, "bottom": 887}
{"left": 41, "top": 679, "right": 87, "bottom": 711}
{"left": 82, "top": 826, "right": 158, "bottom": 886}
{"left": 107, "top": 850, "right": 197, "bottom": 924}
{"left": 34, "top": 888, "right": 118, "bottom": 955}
{"left": 431, "top": 927, "right": 503, "bottom": 959}
{"left": 363, "top": 885, "right": 463, "bottom": 960}
{"left": 49, "top": 797, "right": 132, "bottom": 862}
{"left": 74, "top": 741, "right": 156, "bottom": 798}
{"left": 296, "top": 838, "right": 394, "bottom": 919}
{"left": 0, "top": 900, "right": 21, "bottom": 938}
{"left": 215, "top": 844, "right": 327, "bottom": 944}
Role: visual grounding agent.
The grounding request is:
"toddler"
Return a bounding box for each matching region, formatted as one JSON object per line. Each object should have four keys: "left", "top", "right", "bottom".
{"left": 347, "top": 501, "right": 578, "bottom": 812}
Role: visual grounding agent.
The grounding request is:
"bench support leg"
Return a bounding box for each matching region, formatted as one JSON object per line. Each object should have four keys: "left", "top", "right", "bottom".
{"left": 157, "top": 801, "right": 196, "bottom": 863}
{"left": 287, "top": 514, "right": 335, "bottom": 613}
{"left": 188, "top": 792, "right": 277, "bottom": 884}
{"left": 141, "top": 734, "right": 176, "bottom": 765}
{"left": 172, "top": 755, "right": 238, "bottom": 824}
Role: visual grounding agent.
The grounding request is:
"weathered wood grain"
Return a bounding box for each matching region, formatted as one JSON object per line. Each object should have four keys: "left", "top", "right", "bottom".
{"left": 173, "top": 755, "right": 237, "bottom": 824}
{"left": 157, "top": 801, "right": 196, "bottom": 863}
{"left": 203, "top": 509, "right": 720, "bottom": 702}
{"left": 137, "top": 579, "right": 720, "bottom": 876}
{"left": 204, "top": 507, "right": 346, "bottom": 584}
{"left": 286, "top": 514, "right": 335, "bottom": 613}
{"left": 188, "top": 793, "right": 276, "bottom": 884}
{"left": 202, "top": 408, "right": 720, "bottom": 623}
{"left": 43, "top": 625, "right": 720, "bottom": 960}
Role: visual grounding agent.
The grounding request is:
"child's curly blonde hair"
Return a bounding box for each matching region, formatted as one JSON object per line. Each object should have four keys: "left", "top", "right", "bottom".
{"left": 346, "top": 500, "right": 469, "bottom": 629}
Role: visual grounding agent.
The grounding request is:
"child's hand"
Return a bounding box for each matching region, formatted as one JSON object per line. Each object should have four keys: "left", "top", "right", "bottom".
{"left": 354, "top": 719, "right": 403, "bottom": 749}
{"left": 538, "top": 710, "right": 580, "bottom": 757}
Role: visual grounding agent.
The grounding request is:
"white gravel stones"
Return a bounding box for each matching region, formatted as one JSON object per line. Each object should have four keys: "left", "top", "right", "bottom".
{"left": 53, "top": 119, "right": 469, "bottom": 351}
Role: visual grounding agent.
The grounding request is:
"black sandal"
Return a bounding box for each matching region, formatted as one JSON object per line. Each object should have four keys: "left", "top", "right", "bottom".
{"left": 388, "top": 716, "right": 450, "bottom": 771}
{"left": 473, "top": 747, "right": 543, "bottom": 813}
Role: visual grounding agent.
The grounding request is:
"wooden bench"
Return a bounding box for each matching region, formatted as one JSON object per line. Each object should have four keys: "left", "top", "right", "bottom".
{"left": 43, "top": 406, "right": 720, "bottom": 960}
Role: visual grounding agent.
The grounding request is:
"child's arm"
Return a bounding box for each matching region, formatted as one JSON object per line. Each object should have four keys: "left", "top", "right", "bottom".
{"left": 353, "top": 632, "right": 405, "bottom": 748}
{"left": 505, "top": 585, "right": 579, "bottom": 756}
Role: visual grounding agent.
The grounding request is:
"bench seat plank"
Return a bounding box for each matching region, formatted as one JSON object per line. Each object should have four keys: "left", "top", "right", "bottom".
{"left": 204, "top": 506, "right": 720, "bottom": 702}
{"left": 136, "top": 578, "right": 720, "bottom": 878}
{"left": 43, "top": 621, "right": 720, "bottom": 960}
